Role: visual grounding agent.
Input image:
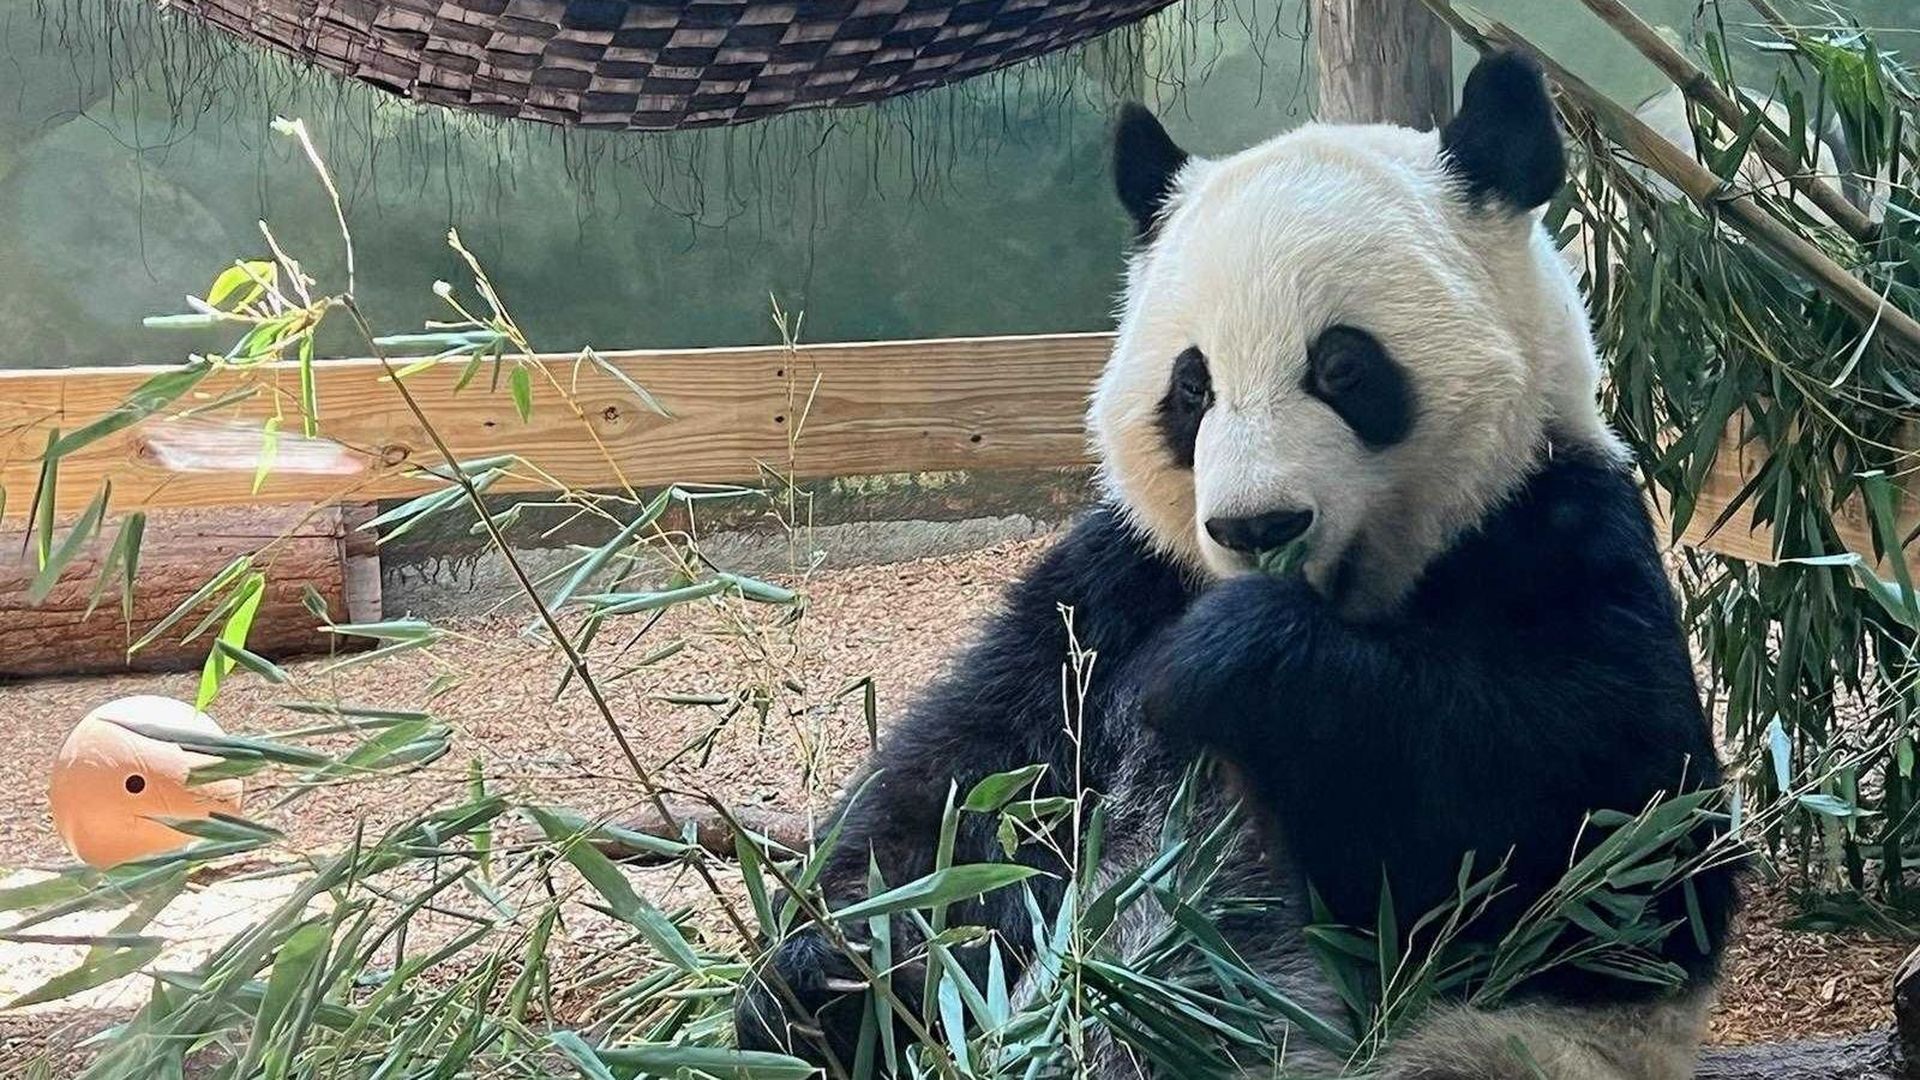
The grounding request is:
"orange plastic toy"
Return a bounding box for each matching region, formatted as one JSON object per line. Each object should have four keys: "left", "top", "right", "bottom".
{"left": 48, "top": 696, "right": 244, "bottom": 868}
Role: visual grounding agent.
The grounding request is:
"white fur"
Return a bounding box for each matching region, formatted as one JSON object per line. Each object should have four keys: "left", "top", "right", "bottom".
{"left": 1090, "top": 121, "right": 1623, "bottom": 619}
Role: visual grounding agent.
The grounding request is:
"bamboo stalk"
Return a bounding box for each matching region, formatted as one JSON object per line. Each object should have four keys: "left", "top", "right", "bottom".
{"left": 1419, "top": 0, "right": 1920, "bottom": 363}
{"left": 1574, "top": 0, "right": 1878, "bottom": 243}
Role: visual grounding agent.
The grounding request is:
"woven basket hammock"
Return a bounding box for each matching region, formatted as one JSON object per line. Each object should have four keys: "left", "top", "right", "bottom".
{"left": 172, "top": 0, "right": 1178, "bottom": 130}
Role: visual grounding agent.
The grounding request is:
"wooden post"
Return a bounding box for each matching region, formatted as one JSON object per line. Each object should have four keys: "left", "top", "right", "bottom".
{"left": 1313, "top": 0, "right": 1455, "bottom": 129}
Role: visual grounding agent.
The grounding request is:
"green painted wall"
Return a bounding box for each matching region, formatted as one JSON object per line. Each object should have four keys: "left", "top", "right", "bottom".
{"left": 0, "top": 0, "right": 1911, "bottom": 368}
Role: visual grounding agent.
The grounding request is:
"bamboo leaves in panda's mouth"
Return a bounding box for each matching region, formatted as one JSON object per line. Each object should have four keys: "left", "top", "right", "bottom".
{"left": 1255, "top": 538, "right": 1313, "bottom": 578}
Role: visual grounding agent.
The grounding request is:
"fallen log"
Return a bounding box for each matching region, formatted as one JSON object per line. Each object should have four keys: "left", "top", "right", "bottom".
{"left": 0, "top": 505, "right": 379, "bottom": 679}
{"left": 1697, "top": 1031, "right": 1903, "bottom": 1078}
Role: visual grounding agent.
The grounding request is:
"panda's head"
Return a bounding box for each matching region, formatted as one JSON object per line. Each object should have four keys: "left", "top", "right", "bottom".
{"left": 1092, "top": 51, "right": 1624, "bottom": 620}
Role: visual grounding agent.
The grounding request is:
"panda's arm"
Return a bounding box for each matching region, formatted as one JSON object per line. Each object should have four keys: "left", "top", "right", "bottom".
{"left": 737, "top": 653, "right": 1083, "bottom": 1060}
{"left": 798, "top": 668, "right": 1077, "bottom": 920}
{"left": 738, "top": 509, "right": 1191, "bottom": 1059}
{"left": 803, "top": 507, "right": 1184, "bottom": 922}
{"left": 1139, "top": 571, "right": 1725, "bottom": 963}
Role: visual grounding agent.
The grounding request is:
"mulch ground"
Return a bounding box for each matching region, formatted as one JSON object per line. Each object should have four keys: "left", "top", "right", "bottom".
{"left": 0, "top": 534, "right": 1908, "bottom": 1061}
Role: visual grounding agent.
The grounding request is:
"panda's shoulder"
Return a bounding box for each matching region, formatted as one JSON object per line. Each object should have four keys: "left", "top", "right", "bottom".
{"left": 1000, "top": 507, "right": 1193, "bottom": 649}
{"left": 880, "top": 507, "right": 1188, "bottom": 758}
{"left": 1421, "top": 445, "right": 1674, "bottom": 629}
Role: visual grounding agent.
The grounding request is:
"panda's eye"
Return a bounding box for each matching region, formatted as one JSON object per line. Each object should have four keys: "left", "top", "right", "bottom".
{"left": 1173, "top": 350, "right": 1212, "bottom": 409}
{"left": 1315, "top": 343, "right": 1365, "bottom": 395}
{"left": 1155, "top": 346, "right": 1212, "bottom": 469}
{"left": 1305, "top": 326, "right": 1415, "bottom": 448}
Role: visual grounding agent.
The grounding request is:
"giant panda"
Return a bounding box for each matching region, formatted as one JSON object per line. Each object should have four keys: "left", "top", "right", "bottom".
{"left": 735, "top": 51, "right": 1737, "bottom": 1079}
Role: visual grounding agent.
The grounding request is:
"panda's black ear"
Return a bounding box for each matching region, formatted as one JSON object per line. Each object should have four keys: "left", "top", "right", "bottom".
{"left": 1440, "top": 50, "right": 1565, "bottom": 211}
{"left": 1114, "top": 103, "right": 1189, "bottom": 237}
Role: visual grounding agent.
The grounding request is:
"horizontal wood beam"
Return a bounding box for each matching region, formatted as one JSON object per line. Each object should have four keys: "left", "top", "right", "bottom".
{"left": 0, "top": 334, "right": 1112, "bottom": 520}
{"left": 1662, "top": 415, "right": 1920, "bottom": 578}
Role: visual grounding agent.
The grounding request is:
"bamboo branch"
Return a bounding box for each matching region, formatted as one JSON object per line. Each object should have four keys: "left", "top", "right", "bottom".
{"left": 1575, "top": 0, "right": 1878, "bottom": 243}
{"left": 1418, "top": 0, "right": 1920, "bottom": 363}
{"left": 1742, "top": 0, "right": 1795, "bottom": 39}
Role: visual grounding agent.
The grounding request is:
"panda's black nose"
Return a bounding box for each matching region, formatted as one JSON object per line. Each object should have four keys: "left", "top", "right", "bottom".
{"left": 1205, "top": 508, "right": 1315, "bottom": 555}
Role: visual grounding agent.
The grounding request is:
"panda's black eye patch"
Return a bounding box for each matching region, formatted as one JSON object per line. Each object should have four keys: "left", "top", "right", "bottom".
{"left": 1156, "top": 346, "right": 1212, "bottom": 468}
{"left": 1305, "top": 326, "right": 1414, "bottom": 447}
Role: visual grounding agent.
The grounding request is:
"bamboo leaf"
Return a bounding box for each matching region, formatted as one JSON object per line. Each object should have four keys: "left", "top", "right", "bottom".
{"left": 238, "top": 917, "right": 331, "bottom": 1076}
{"left": 526, "top": 807, "right": 700, "bottom": 970}
{"left": 4, "top": 942, "right": 161, "bottom": 1010}
{"left": 299, "top": 336, "right": 320, "bottom": 436}
{"left": 47, "top": 360, "right": 212, "bottom": 459}
{"left": 591, "top": 1043, "right": 816, "bottom": 1079}
{"left": 129, "top": 555, "right": 253, "bottom": 654}
{"left": 205, "top": 260, "right": 276, "bottom": 310}
{"left": 510, "top": 366, "right": 533, "bottom": 423}
{"left": 583, "top": 579, "right": 729, "bottom": 615}
{"left": 109, "top": 720, "right": 330, "bottom": 767}
{"left": 962, "top": 765, "right": 1048, "bottom": 814}
{"left": 84, "top": 511, "right": 144, "bottom": 624}
{"left": 28, "top": 482, "right": 110, "bottom": 603}
{"left": 29, "top": 427, "right": 57, "bottom": 571}
{"left": 547, "top": 490, "right": 671, "bottom": 612}
{"left": 144, "top": 312, "right": 223, "bottom": 329}
{"left": 324, "top": 619, "right": 440, "bottom": 643}
{"left": 197, "top": 572, "right": 266, "bottom": 710}
{"left": 718, "top": 572, "right": 799, "bottom": 605}
{"left": 213, "top": 639, "right": 290, "bottom": 685}
{"left": 832, "top": 864, "right": 1043, "bottom": 922}
{"left": 587, "top": 351, "right": 673, "bottom": 418}
{"left": 554, "top": 1031, "right": 813, "bottom": 1080}
{"left": 252, "top": 415, "right": 282, "bottom": 496}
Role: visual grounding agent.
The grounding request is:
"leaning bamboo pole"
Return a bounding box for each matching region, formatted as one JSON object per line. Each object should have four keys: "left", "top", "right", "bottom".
{"left": 1572, "top": 0, "right": 1877, "bottom": 243}
{"left": 1418, "top": 0, "right": 1920, "bottom": 362}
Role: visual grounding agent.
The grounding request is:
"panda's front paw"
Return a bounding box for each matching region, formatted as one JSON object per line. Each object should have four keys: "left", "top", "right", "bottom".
{"left": 737, "top": 920, "right": 921, "bottom": 1065}
{"left": 735, "top": 925, "right": 867, "bottom": 1064}
{"left": 1139, "top": 573, "right": 1316, "bottom": 748}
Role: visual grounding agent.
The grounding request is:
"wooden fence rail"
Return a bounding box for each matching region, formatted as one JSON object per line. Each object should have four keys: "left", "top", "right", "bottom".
{"left": 0, "top": 333, "right": 1110, "bottom": 520}
{"left": 1, "top": 331, "right": 1912, "bottom": 576}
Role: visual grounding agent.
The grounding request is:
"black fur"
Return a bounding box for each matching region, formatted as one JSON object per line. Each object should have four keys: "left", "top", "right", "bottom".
{"left": 1141, "top": 442, "right": 1735, "bottom": 992}
{"left": 1441, "top": 51, "right": 1567, "bottom": 211}
{"left": 1306, "top": 325, "right": 1416, "bottom": 448}
{"left": 736, "top": 506, "right": 1194, "bottom": 1059}
{"left": 735, "top": 444, "right": 1736, "bottom": 1061}
{"left": 1114, "top": 103, "right": 1190, "bottom": 237}
{"left": 1155, "top": 346, "right": 1212, "bottom": 468}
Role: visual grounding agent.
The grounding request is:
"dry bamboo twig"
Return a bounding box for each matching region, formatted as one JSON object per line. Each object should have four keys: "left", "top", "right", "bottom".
{"left": 599, "top": 800, "right": 811, "bottom": 864}
{"left": 1576, "top": 0, "right": 1878, "bottom": 243}
{"left": 1418, "top": 0, "right": 1920, "bottom": 363}
{"left": 1743, "top": 0, "right": 1795, "bottom": 38}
